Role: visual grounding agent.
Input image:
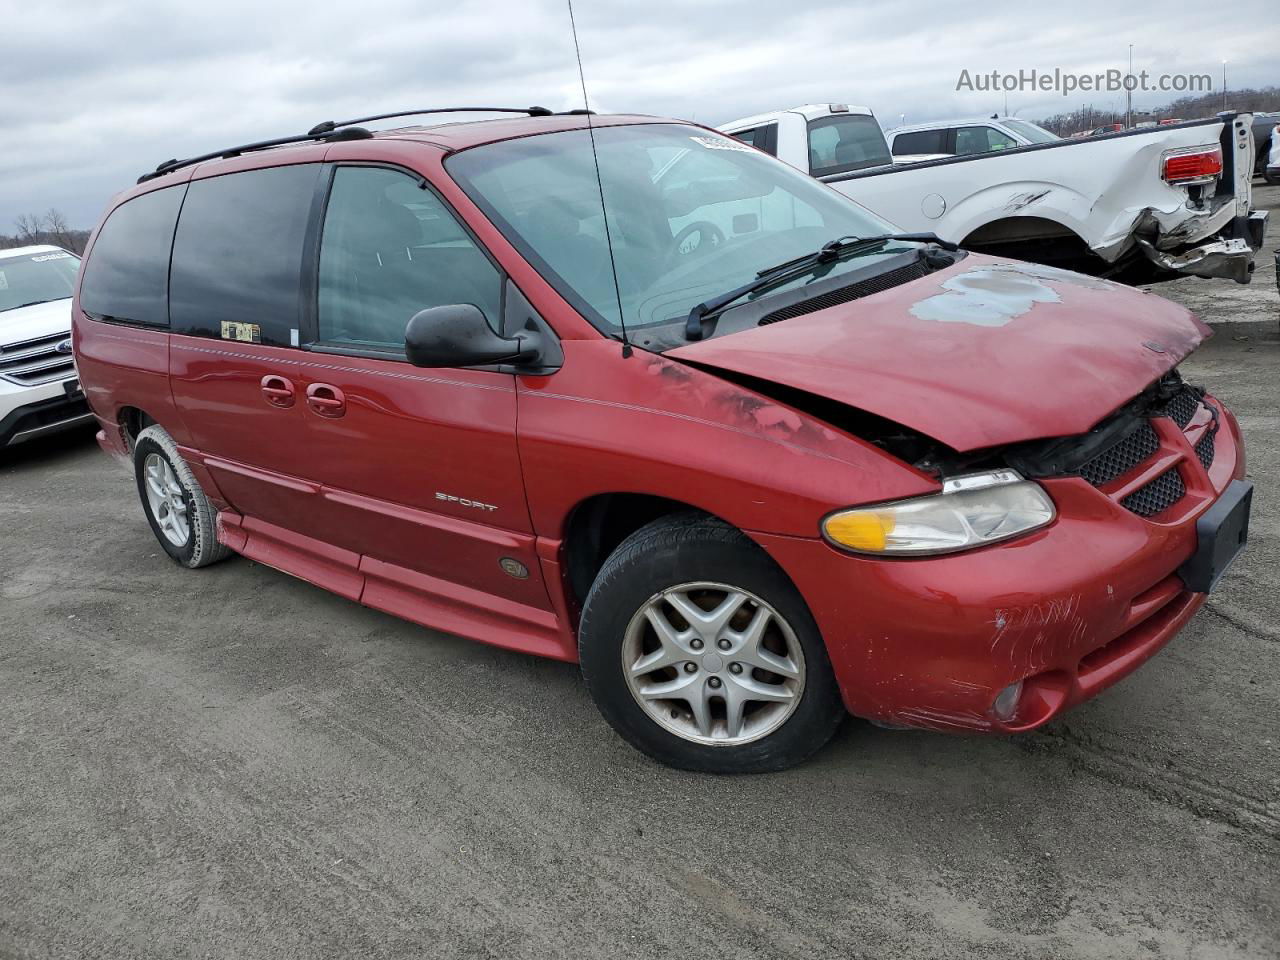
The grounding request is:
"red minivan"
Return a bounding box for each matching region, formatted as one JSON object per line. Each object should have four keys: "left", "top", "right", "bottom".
{"left": 73, "top": 109, "right": 1251, "bottom": 772}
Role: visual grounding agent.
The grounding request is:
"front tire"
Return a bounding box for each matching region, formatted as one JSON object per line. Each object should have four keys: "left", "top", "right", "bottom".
{"left": 578, "top": 513, "right": 844, "bottom": 773}
{"left": 133, "top": 424, "right": 231, "bottom": 569}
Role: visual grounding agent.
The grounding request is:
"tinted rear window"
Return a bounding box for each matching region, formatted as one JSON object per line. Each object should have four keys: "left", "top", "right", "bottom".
{"left": 807, "top": 115, "right": 892, "bottom": 177}
{"left": 169, "top": 165, "right": 320, "bottom": 346}
{"left": 891, "top": 129, "right": 949, "bottom": 156}
{"left": 79, "top": 185, "right": 185, "bottom": 326}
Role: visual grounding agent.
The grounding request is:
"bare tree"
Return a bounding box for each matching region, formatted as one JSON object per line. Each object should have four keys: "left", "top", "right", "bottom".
{"left": 13, "top": 213, "right": 41, "bottom": 243}
{"left": 1038, "top": 84, "right": 1280, "bottom": 137}
{"left": 42, "top": 208, "right": 74, "bottom": 250}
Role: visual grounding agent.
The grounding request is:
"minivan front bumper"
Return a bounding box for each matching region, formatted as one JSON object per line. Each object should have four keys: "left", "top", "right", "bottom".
{"left": 750, "top": 395, "right": 1246, "bottom": 734}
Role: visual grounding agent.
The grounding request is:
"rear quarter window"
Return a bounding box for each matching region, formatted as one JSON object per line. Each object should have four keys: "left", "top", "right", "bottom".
{"left": 891, "top": 129, "right": 949, "bottom": 156}
{"left": 79, "top": 185, "right": 186, "bottom": 327}
{"left": 169, "top": 164, "right": 321, "bottom": 347}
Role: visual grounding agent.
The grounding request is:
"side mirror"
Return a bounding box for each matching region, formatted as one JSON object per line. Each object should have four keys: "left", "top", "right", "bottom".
{"left": 404, "top": 304, "right": 541, "bottom": 368}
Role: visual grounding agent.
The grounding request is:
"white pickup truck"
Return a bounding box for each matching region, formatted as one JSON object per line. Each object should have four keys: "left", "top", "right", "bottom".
{"left": 719, "top": 104, "right": 1268, "bottom": 284}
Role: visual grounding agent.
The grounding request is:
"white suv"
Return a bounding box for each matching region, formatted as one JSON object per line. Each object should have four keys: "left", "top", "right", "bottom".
{"left": 885, "top": 116, "right": 1060, "bottom": 159}
{"left": 0, "top": 245, "right": 93, "bottom": 448}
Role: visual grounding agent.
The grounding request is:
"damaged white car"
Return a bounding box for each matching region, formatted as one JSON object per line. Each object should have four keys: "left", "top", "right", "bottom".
{"left": 720, "top": 104, "right": 1268, "bottom": 285}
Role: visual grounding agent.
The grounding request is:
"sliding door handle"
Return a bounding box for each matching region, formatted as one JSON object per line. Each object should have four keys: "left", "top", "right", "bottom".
{"left": 260, "top": 375, "right": 296, "bottom": 408}
{"left": 306, "top": 383, "right": 346, "bottom": 419}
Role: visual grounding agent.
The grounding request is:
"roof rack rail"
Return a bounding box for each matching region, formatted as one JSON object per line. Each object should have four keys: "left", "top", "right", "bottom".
{"left": 307, "top": 106, "right": 556, "bottom": 136}
{"left": 137, "top": 126, "right": 373, "bottom": 184}
{"left": 138, "top": 106, "right": 579, "bottom": 185}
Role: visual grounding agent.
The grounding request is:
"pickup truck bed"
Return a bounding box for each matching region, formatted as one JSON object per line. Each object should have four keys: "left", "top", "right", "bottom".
{"left": 721, "top": 105, "right": 1268, "bottom": 285}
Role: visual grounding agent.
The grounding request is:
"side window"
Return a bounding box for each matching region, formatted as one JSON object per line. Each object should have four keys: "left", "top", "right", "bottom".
{"left": 317, "top": 166, "right": 503, "bottom": 349}
{"left": 954, "top": 127, "right": 988, "bottom": 155}
{"left": 955, "top": 126, "right": 1019, "bottom": 155}
{"left": 891, "top": 129, "right": 948, "bottom": 156}
{"left": 807, "top": 115, "right": 892, "bottom": 177}
{"left": 988, "top": 128, "right": 1019, "bottom": 150}
{"left": 79, "top": 185, "right": 185, "bottom": 327}
{"left": 729, "top": 125, "right": 776, "bottom": 156}
{"left": 169, "top": 164, "right": 320, "bottom": 347}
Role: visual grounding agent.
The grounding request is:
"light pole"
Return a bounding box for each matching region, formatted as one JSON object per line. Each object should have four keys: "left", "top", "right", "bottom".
{"left": 1222, "top": 60, "right": 1228, "bottom": 112}
{"left": 1126, "top": 44, "right": 1133, "bottom": 128}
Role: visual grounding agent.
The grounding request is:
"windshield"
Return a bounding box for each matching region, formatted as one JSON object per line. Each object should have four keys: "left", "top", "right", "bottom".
{"left": 0, "top": 250, "right": 80, "bottom": 314}
{"left": 447, "top": 123, "right": 898, "bottom": 337}
{"left": 1003, "top": 120, "right": 1059, "bottom": 144}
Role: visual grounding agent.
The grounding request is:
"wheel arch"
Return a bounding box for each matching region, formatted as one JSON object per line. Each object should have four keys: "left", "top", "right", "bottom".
{"left": 117, "top": 405, "right": 158, "bottom": 452}
{"left": 561, "top": 493, "right": 705, "bottom": 609}
{"left": 961, "top": 215, "right": 1099, "bottom": 271}
{"left": 556, "top": 491, "right": 816, "bottom": 614}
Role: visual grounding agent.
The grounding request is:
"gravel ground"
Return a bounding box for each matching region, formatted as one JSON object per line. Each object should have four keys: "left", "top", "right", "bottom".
{"left": 1, "top": 185, "right": 1277, "bottom": 960}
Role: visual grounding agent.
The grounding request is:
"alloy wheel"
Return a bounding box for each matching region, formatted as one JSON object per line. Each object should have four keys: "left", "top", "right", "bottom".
{"left": 621, "top": 581, "right": 806, "bottom": 746}
{"left": 142, "top": 453, "right": 190, "bottom": 548}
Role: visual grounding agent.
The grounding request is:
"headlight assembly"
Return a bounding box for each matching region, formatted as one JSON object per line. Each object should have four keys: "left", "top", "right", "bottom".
{"left": 822, "top": 470, "right": 1056, "bottom": 556}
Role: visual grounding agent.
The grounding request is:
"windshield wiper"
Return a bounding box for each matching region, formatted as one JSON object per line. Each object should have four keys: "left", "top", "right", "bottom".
{"left": 757, "top": 233, "right": 959, "bottom": 279}
{"left": 684, "top": 232, "right": 957, "bottom": 341}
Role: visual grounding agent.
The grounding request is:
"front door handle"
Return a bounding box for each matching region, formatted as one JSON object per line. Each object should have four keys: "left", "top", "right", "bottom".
{"left": 260, "top": 375, "right": 295, "bottom": 408}
{"left": 306, "top": 382, "right": 346, "bottom": 419}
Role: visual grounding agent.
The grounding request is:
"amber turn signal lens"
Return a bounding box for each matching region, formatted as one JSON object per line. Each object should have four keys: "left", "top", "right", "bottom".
{"left": 823, "top": 511, "right": 896, "bottom": 551}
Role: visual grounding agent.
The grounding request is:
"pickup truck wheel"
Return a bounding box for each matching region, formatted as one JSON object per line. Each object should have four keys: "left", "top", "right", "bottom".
{"left": 578, "top": 513, "right": 844, "bottom": 772}
{"left": 133, "top": 425, "right": 231, "bottom": 569}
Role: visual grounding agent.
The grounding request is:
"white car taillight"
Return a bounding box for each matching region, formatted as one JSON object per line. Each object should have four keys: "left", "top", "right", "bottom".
{"left": 1162, "top": 145, "right": 1223, "bottom": 185}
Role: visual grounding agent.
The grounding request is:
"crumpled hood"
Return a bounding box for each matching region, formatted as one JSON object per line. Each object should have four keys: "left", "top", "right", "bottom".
{"left": 0, "top": 298, "right": 74, "bottom": 345}
{"left": 667, "top": 255, "right": 1209, "bottom": 452}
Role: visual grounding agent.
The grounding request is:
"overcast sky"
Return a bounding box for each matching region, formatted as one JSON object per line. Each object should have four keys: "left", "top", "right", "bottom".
{"left": 1, "top": 0, "right": 1273, "bottom": 228}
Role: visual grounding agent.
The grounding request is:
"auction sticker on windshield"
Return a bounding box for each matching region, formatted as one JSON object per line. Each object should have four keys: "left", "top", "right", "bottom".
{"left": 690, "top": 135, "right": 755, "bottom": 152}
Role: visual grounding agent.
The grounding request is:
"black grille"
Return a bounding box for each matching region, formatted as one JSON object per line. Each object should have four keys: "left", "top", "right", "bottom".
{"left": 758, "top": 260, "right": 931, "bottom": 325}
{"left": 1078, "top": 422, "right": 1161, "bottom": 487}
{"left": 1195, "top": 430, "right": 1216, "bottom": 469}
{"left": 2, "top": 395, "right": 89, "bottom": 442}
{"left": 1121, "top": 469, "right": 1186, "bottom": 518}
{"left": 1164, "top": 387, "right": 1201, "bottom": 428}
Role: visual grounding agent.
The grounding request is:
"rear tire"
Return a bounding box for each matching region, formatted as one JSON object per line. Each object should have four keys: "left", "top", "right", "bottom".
{"left": 578, "top": 513, "right": 844, "bottom": 773}
{"left": 133, "top": 424, "right": 231, "bottom": 569}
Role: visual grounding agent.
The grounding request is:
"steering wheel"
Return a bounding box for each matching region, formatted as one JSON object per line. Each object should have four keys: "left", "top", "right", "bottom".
{"left": 672, "top": 221, "right": 726, "bottom": 260}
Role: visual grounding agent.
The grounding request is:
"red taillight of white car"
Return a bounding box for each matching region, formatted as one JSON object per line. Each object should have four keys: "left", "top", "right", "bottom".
{"left": 1162, "top": 145, "right": 1223, "bottom": 185}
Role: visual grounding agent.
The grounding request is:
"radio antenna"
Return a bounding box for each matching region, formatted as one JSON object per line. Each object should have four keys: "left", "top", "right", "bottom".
{"left": 566, "top": 0, "right": 632, "bottom": 358}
